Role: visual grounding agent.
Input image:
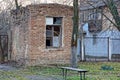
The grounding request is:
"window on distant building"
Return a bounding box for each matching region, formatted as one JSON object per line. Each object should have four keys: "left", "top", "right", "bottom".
{"left": 81, "top": 8, "right": 103, "bottom": 32}
{"left": 46, "top": 17, "right": 62, "bottom": 48}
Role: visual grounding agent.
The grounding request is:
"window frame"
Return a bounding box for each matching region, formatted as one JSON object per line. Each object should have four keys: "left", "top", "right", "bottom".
{"left": 46, "top": 17, "right": 63, "bottom": 48}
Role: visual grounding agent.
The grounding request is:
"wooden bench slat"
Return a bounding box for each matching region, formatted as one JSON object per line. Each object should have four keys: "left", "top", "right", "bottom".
{"left": 61, "top": 67, "right": 88, "bottom": 72}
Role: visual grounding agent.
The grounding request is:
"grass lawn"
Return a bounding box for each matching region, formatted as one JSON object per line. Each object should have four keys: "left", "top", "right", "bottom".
{"left": 28, "top": 62, "right": 120, "bottom": 80}
{"left": 0, "top": 62, "right": 120, "bottom": 80}
{"left": 77, "top": 62, "right": 120, "bottom": 80}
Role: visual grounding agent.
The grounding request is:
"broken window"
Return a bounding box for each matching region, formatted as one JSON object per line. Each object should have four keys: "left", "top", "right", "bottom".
{"left": 81, "top": 8, "right": 102, "bottom": 32}
{"left": 46, "top": 17, "right": 62, "bottom": 48}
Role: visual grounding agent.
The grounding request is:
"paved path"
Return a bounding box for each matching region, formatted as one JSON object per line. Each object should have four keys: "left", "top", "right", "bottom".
{"left": 0, "top": 64, "right": 62, "bottom": 80}
{"left": 0, "top": 64, "right": 16, "bottom": 71}
{"left": 26, "top": 75, "right": 61, "bottom": 80}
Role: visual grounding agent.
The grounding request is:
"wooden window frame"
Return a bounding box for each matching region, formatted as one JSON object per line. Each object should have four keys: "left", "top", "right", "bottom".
{"left": 46, "top": 17, "right": 62, "bottom": 48}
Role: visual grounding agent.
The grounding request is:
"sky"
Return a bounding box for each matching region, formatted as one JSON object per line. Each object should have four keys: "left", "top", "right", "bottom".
{"left": 0, "top": 0, "right": 54, "bottom": 10}
{"left": 0, "top": 0, "right": 73, "bottom": 10}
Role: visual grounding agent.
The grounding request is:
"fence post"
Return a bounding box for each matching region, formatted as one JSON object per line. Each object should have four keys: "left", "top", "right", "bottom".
{"left": 108, "top": 37, "right": 111, "bottom": 61}
{"left": 81, "top": 35, "right": 85, "bottom": 61}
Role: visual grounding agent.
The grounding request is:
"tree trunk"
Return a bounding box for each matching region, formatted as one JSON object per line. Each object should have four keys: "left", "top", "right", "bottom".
{"left": 71, "top": 0, "right": 79, "bottom": 68}
{"left": 15, "top": 0, "right": 19, "bottom": 9}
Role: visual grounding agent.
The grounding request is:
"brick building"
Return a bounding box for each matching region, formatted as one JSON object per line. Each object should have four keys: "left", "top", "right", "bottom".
{"left": 10, "top": 4, "right": 73, "bottom": 65}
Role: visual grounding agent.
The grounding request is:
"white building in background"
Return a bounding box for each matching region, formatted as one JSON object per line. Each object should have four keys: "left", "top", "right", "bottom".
{"left": 78, "top": 23, "right": 120, "bottom": 61}
{"left": 79, "top": 0, "right": 120, "bottom": 61}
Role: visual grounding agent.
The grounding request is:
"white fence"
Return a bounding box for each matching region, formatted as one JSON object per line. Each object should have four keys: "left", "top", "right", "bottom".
{"left": 79, "top": 37, "right": 120, "bottom": 61}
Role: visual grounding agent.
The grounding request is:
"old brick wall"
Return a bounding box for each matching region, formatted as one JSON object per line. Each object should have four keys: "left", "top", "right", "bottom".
{"left": 11, "top": 4, "right": 73, "bottom": 65}
{"left": 27, "top": 4, "right": 73, "bottom": 65}
{"left": 11, "top": 8, "right": 30, "bottom": 63}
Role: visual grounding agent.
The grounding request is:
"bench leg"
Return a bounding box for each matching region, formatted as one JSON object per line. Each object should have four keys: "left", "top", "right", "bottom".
{"left": 62, "top": 69, "right": 64, "bottom": 79}
{"left": 80, "top": 72, "right": 86, "bottom": 80}
{"left": 65, "top": 69, "right": 67, "bottom": 80}
{"left": 80, "top": 72, "right": 82, "bottom": 80}
{"left": 83, "top": 72, "right": 85, "bottom": 80}
{"left": 62, "top": 69, "right": 67, "bottom": 80}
